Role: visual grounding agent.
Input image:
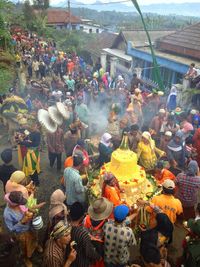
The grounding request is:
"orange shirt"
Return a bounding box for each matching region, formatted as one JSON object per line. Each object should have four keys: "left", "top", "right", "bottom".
{"left": 155, "top": 168, "right": 175, "bottom": 185}
{"left": 103, "top": 185, "right": 121, "bottom": 206}
{"left": 147, "top": 194, "right": 183, "bottom": 226}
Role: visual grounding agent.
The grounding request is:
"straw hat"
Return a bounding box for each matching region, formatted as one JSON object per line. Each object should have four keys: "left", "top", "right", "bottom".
{"left": 88, "top": 197, "right": 113, "bottom": 221}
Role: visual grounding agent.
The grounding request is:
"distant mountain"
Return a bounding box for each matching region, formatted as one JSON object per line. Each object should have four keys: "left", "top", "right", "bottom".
{"left": 51, "top": 1, "right": 200, "bottom": 17}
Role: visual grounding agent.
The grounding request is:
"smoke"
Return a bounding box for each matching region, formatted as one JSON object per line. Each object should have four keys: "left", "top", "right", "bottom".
{"left": 88, "top": 101, "right": 109, "bottom": 135}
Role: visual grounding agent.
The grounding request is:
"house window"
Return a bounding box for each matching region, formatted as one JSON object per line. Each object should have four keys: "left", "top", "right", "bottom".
{"left": 80, "top": 26, "right": 84, "bottom": 30}
{"left": 96, "top": 29, "right": 99, "bottom": 33}
{"left": 72, "top": 24, "right": 76, "bottom": 30}
{"left": 89, "top": 28, "right": 92, "bottom": 33}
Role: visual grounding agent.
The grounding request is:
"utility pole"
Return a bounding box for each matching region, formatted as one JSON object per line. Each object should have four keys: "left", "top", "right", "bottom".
{"left": 68, "top": 0, "right": 71, "bottom": 31}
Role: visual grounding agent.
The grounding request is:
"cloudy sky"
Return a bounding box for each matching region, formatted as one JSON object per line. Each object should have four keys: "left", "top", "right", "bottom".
{"left": 51, "top": 0, "right": 200, "bottom": 4}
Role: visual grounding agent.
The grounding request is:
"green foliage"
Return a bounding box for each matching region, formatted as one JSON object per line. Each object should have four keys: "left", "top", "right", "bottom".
{"left": 0, "top": 52, "right": 15, "bottom": 94}
{"left": 71, "top": 7, "right": 199, "bottom": 30}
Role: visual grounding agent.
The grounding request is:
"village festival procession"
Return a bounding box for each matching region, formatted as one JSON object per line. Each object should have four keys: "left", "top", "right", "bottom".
{"left": 0, "top": 0, "right": 200, "bottom": 266}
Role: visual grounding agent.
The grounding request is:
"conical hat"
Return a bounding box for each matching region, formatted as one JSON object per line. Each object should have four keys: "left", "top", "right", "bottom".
{"left": 56, "top": 102, "right": 70, "bottom": 120}
{"left": 38, "top": 109, "right": 57, "bottom": 133}
{"left": 48, "top": 106, "right": 63, "bottom": 126}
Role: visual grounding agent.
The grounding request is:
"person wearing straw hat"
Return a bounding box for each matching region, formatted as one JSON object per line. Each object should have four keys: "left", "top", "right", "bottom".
{"left": 68, "top": 202, "right": 101, "bottom": 266}
{"left": 84, "top": 197, "right": 113, "bottom": 267}
{"left": 43, "top": 221, "right": 76, "bottom": 267}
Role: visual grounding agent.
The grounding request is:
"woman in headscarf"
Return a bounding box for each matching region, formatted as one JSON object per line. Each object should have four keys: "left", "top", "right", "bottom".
{"left": 97, "top": 133, "right": 113, "bottom": 167}
{"left": 3, "top": 191, "right": 39, "bottom": 267}
{"left": 137, "top": 131, "right": 165, "bottom": 171}
{"left": 5, "top": 170, "right": 29, "bottom": 199}
{"left": 48, "top": 189, "right": 68, "bottom": 233}
{"left": 167, "top": 85, "right": 177, "bottom": 111}
{"left": 102, "top": 172, "right": 121, "bottom": 206}
{"left": 193, "top": 128, "right": 200, "bottom": 167}
{"left": 175, "top": 160, "right": 200, "bottom": 220}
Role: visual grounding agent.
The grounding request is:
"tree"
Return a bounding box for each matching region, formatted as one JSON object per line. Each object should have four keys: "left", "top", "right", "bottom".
{"left": 33, "top": 0, "right": 49, "bottom": 9}
{"left": 23, "top": 0, "right": 36, "bottom": 30}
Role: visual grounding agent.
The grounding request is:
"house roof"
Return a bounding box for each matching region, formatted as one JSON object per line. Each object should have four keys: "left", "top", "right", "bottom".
{"left": 86, "top": 32, "right": 118, "bottom": 57}
{"left": 114, "top": 30, "right": 175, "bottom": 48}
{"left": 103, "top": 48, "right": 132, "bottom": 62}
{"left": 47, "top": 9, "right": 81, "bottom": 24}
{"left": 157, "top": 22, "right": 200, "bottom": 60}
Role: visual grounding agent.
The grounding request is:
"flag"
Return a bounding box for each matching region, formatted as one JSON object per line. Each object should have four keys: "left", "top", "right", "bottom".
{"left": 131, "top": 0, "right": 164, "bottom": 91}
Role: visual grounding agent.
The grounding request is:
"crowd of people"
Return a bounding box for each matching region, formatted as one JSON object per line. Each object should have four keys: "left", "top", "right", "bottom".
{"left": 0, "top": 30, "right": 200, "bottom": 267}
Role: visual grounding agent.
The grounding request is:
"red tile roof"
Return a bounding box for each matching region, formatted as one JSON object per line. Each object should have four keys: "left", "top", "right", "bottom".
{"left": 47, "top": 9, "right": 81, "bottom": 25}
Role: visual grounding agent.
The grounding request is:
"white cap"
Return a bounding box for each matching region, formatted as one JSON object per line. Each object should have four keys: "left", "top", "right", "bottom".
{"left": 159, "top": 108, "right": 166, "bottom": 114}
{"left": 165, "top": 131, "right": 172, "bottom": 137}
{"left": 162, "top": 179, "right": 175, "bottom": 189}
{"left": 190, "top": 109, "right": 197, "bottom": 115}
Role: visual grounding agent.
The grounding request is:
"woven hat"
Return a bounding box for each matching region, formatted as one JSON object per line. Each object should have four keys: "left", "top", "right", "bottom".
{"left": 10, "top": 171, "right": 26, "bottom": 184}
{"left": 88, "top": 197, "right": 113, "bottom": 221}
{"left": 162, "top": 179, "right": 175, "bottom": 189}
{"left": 50, "top": 220, "right": 71, "bottom": 240}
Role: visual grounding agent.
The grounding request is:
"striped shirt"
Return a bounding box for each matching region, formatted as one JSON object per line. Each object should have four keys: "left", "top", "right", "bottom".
{"left": 67, "top": 226, "right": 101, "bottom": 267}
{"left": 43, "top": 239, "right": 65, "bottom": 267}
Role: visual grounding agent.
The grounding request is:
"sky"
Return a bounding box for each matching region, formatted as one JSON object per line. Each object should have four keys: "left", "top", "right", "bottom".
{"left": 51, "top": 0, "right": 200, "bottom": 5}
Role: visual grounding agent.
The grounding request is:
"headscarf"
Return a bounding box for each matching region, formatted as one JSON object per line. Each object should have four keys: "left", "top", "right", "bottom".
{"left": 100, "top": 133, "right": 112, "bottom": 147}
{"left": 142, "top": 131, "right": 155, "bottom": 150}
{"left": 49, "top": 189, "right": 68, "bottom": 221}
{"left": 167, "top": 85, "right": 177, "bottom": 105}
{"left": 182, "top": 122, "right": 194, "bottom": 133}
{"left": 187, "top": 160, "right": 199, "bottom": 176}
